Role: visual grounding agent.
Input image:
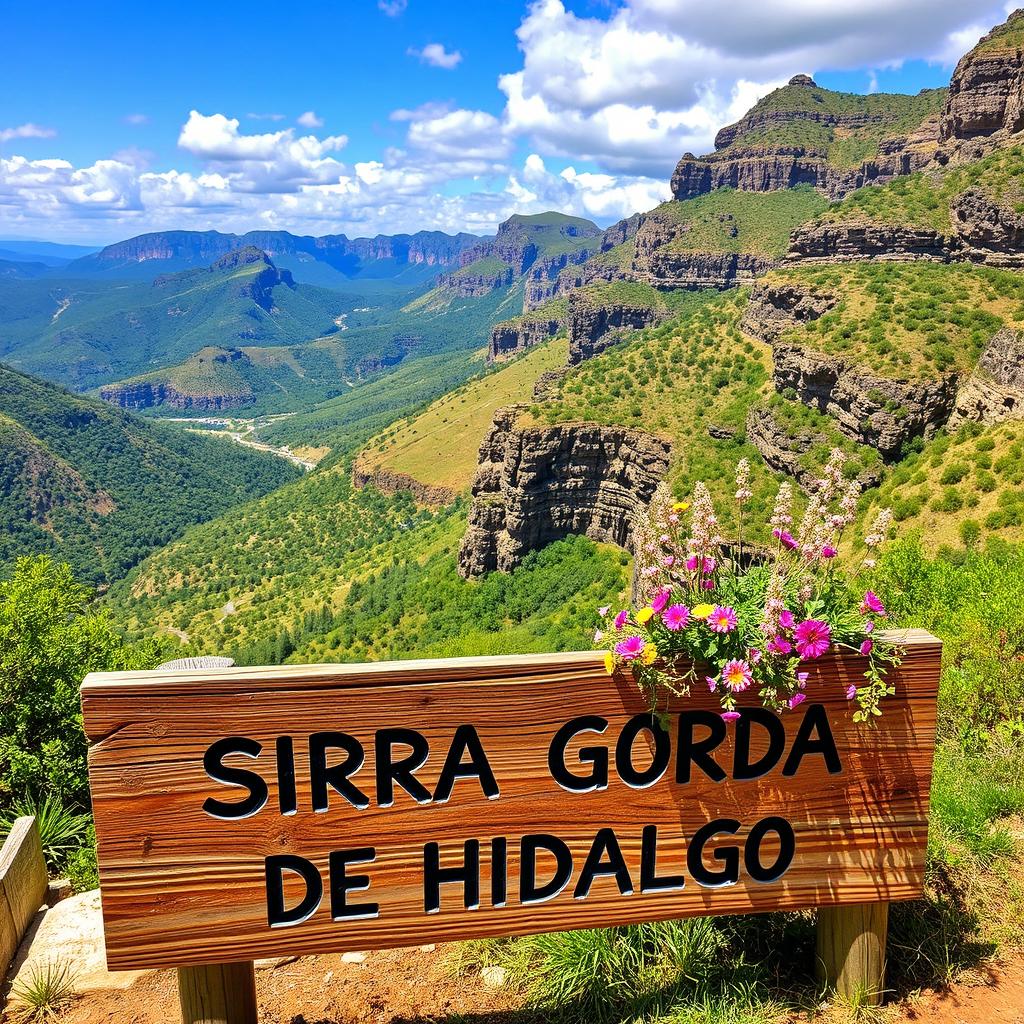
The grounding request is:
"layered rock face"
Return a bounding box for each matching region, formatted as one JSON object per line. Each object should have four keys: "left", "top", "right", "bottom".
{"left": 440, "top": 266, "right": 518, "bottom": 297}
{"left": 457, "top": 407, "right": 671, "bottom": 578}
{"left": 488, "top": 317, "right": 564, "bottom": 363}
{"left": 99, "top": 380, "right": 254, "bottom": 412}
{"left": 567, "top": 292, "right": 666, "bottom": 365}
{"left": 787, "top": 220, "right": 953, "bottom": 262}
{"left": 949, "top": 328, "right": 1024, "bottom": 427}
{"left": 525, "top": 248, "right": 632, "bottom": 308}
{"left": 949, "top": 187, "right": 1024, "bottom": 263}
{"left": 941, "top": 13, "right": 1024, "bottom": 143}
{"left": 740, "top": 280, "right": 838, "bottom": 343}
{"left": 351, "top": 464, "right": 456, "bottom": 507}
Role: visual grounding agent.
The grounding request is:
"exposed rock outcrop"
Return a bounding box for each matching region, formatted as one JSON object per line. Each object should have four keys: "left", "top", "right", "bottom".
{"left": 740, "top": 280, "right": 839, "bottom": 343}
{"left": 948, "top": 327, "right": 1024, "bottom": 427}
{"left": 488, "top": 315, "right": 564, "bottom": 363}
{"left": 787, "top": 219, "right": 954, "bottom": 262}
{"left": 533, "top": 368, "right": 569, "bottom": 401}
{"left": 458, "top": 407, "right": 671, "bottom": 578}
{"left": 352, "top": 463, "right": 457, "bottom": 506}
{"left": 99, "top": 380, "right": 254, "bottom": 412}
{"left": 567, "top": 291, "right": 667, "bottom": 365}
{"left": 949, "top": 187, "right": 1024, "bottom": 264}
{"left": 439, "top": 265, "right": 518, "bottom": 297}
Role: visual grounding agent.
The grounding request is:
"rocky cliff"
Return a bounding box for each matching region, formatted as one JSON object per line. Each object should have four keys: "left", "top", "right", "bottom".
{"left": 567, "top": 289, "right": 667, "bottom": 365}
{"left": 488, "top": 314, "right": 564, "bottom": 363}
{"left": 787, "top": 220, "right": 954, "bottom": 262}
{"left": 949, "top": 327, "right": 1024, "bottom": 428}
{"left": 351, "top": 463, "right": 457, "bottom": 507}
{"left": 98, "top": 379, "right": 255, "bottom": 412}
{"left": 457, "top": 407, "right": 671, "bottom": 578}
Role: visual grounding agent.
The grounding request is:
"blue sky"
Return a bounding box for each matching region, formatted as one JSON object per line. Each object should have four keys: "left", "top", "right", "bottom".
{"left": 0, "top": 0, "right": 1014, "bottom": 243}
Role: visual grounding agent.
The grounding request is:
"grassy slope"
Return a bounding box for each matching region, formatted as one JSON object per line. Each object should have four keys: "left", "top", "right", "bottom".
{"left": 0, "top": 364, "right": 298, "bottom": 584}
{"left": 762, "top": 261, "right": 1024, "bottom": 376}
{"left": 651, "top": 187, "right": 829, "bottom": 256}
{"left": 357, "top": 338, "right": 569, "bottom": 492}
{"left": 815, "top": 144, "right": 1024, "bottom": 233}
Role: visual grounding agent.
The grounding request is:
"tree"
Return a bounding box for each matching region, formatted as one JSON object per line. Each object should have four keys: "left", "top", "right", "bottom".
{"left": 0, "top": 556, "right": 160, "bottom": 810}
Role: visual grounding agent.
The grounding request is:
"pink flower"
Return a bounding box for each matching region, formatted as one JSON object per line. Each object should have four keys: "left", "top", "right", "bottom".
{"left": 794, "top": 619, "right": 831, "bottom": 659}
{"left": 788, "top": 693, "right": 806, "bottom": 709}
{"left": 613, "top": 610, "right": 628, "bottom": 630}
{"left": 846, "top": 685, "right": 857, "bottom": 700}
{"left": 662, "top": 604, "right": 690, "bottom": 631}
{"left": 598, "top": 605, "right": 610, "bottom": 617}
{"left": 702, "top": 579, "right": 716, "bottom": 590}
{"left": 641, "top": 566, "right": 659, "bottom": 578}
{"left": 860, "top": 639, "right": 874, "bottom": 656}
{"left": 773, "top": 529, "right": 798, "bottom": 550}
{"left": 778, "top": 610, "right": 795, "bottom": 631}
{"left": 767, "top": 635, "right": 792, "bottom": 656}
{"left": 650, "top": 588, "right": 671, "bottom": 614}
{"left": 685, "top": 555, "right": 698, "bottom": 572}
{"left": 663, "top": 556, "right": 675, "bottom": 568}
{"left": 594, "top": 629, "right": 604, "bottom": 644}
{"left": 659, "top": 534, "right": 670, "bottom": 545}
{"left": 748, "top": 648, "right": 763, "bottom": 665}
{"left": 722, "top": 659, "right": 753, "bottom": 693}
{"left": 668, "top": 513, "right": 679, "bottom": 525}
{"left": 860, "top": 591, "right": 887, "bottom": 617}
{"left": 708, "top": 606, "right": 737, "bottom": 633}
{"left": 797, "top": 672, "right": 809, "bottom": 689}
{"left": 615, "top": 636, "right": 645, "bottom": 661}
{"left": 706, "top": 676, "right": 718, "bottom": 692}
{"left": 864, "top": 619, "right": 875, "bottom": 634}
{"left": 821, "top": 546, "right": 838, "bottom": 559}
{"left": 721, "top": 711, "right": 741, "bottom": 723}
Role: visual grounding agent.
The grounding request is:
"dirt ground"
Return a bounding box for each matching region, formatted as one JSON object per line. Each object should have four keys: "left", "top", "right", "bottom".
{"left": 42, "top": 946, "right": 1024, "bottom": 1024}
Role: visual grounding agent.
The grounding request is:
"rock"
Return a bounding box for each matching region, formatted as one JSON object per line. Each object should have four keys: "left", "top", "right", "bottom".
{"left": 45, "top": 879, "right": 73, "bottom": 906}
{"left": 707, "top": 424, "right": 738, "bottom": 440}
{"left": 533, "top": 368, "right": 569, "bottom": 401}
{"left": 481, "top": 965, "right": 508, "bottom": 988}
{"left": 488, "top": 315, "right": 564, "bottom": 363}
{"left": 6, "top": 890, "right": 153, "bottom": 998}
{"left": 567, "top": 290, "right": 667, "bottom": 365}
{"left": 740, "top": 280, "right": 839, "bottom": 344}
{"left": 419, "top": 944, "right": 436, "bottom": 953}
{"left": 351, "top": 463, "right": 457, "bottom": 506}
{"left": 255, "top": 955, "right": 299, "bottom": 970}
{"left": 949, "top": 187, "right": 1024, "bottom": 264}
{"left": 787, "top": 219, "right": 954, "bottom": 263}
{"left": 941, "top": 12, "right": 1024, "bottom": 143}
{"left": 457, "top": 407, "right": 671, "bottom": 578}
{"left": 788, "top": 74, "right": 817, "bottom": 88}
{"left": 341, "top": 951, "right": 367, "bottom": 964}
{"left": 948, "top": 327, "right": 1024, "bottom": 428}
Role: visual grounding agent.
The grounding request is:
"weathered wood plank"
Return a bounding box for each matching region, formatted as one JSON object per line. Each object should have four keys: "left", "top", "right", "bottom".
{"left": 177, "top": 961, "right": 257, "bottom": 1024}
{"left": 817, "top": 901, "right": 889, "bottom": 1005}
{"left": 0, "top": 817, "right": 48, "bottom": 973}
{"left": 82, "top": 630, "right": 941, "bottom": 972}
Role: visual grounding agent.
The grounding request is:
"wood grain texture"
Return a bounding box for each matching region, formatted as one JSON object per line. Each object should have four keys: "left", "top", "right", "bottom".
{"left": 82, "top": 630, "right": 941, "bottom": 972}
{"left": 177, "top": 962, "right": 257, "bottom": 1024}
{"left": 817, "top": 902, "right": 889, "bottom": 1004}
{"left": 0, "top": 816, "right": 47, "bottom": 973}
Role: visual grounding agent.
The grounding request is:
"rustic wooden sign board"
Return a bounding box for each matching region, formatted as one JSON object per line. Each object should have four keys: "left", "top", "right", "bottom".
{"left": 82, "top": 629, "right": 940, "bottom": 972}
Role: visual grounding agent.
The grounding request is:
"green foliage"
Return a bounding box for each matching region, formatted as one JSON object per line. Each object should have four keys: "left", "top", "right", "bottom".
{"left": 651, "top": 187, "right": 828, "bottom": 257}
{"left": 0, "top": 794, "right": 91, "bottom": 872}
{"left": 0, "top": 364, "right": 299, "bottom": 583}
{"left": 8, "top": 960, "right": 79, "bottom": 1021}
{"left": 0, "top": 556, "right": 159, "bottom": 811}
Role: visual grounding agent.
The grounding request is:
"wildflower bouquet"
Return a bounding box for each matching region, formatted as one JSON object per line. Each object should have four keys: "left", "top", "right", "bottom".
{"left": 596, "top": 453, "right": 899, "bottom": 723}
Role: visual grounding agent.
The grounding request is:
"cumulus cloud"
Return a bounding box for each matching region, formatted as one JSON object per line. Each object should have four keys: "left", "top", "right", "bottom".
{"left": 408, "top": 42, "right": 463, "bottom": 69}
{"left": 0, "top": 123, "right": 57, "bottom": 144}
{"left": 297, "top": 110, "right": 324, "bottom": 128}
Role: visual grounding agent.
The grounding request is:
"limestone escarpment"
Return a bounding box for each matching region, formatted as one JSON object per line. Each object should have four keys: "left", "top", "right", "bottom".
{"left": 949, "top": 327, "right": 1024, "bottom": 428}
{"left": 351, "top": 463, "right": 457, "bottom": 507}
{"left": 769, "top": 342, "right": 959, "bottom": 459}
{"left": 457, "top": 407, "right": 671, "bottom": 578}
{"left": 488, "top": 316, "right": 564, "bottom": 363}
{"left": 439, "top": 265, "right": 518, "bottom": 297}
{"left": 787, "top": 220, "right": 954, "bottom": 262}
{"left": 740, "top": 280, "right": 839, "bottom": 343}
{"left": 567, "top": 290, "right": 666, "bottom": 365}
{"left": 941, "top": 13, "right": 1024, "bottom": 144}
{"left": 671, "top": 147, "right": 830, "bottom": 201}
{"left": 949, "top": 187, "right": 1024, "bottom": 263}
{"left": 98, "top": 379, "right": 255, "bottom": 411}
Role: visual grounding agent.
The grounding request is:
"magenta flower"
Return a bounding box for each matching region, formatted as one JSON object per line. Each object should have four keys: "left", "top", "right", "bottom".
{"left": 706, "top": 676, "right": 718, "bottom": 692}
{"left": 701, "top": 578, "right": 715, "bottom": 590}
{"left": 860, "top": 639, "right": 874, "bottom": 656}
{"left": 773, "top": 529, "right": 798, "bottom": 550}
{"left": 860, "top": 591, "right": 887, "bottom": 617}
{"left": 721, "top": 711, "right": 741, "bottom": 723}
{"left": 794, "top": 619, "right": 831, "bottom": 659}
{"left": 788, "top": 693, "right": 806, "bottom": 709}
{"left": 685, "top": 555, "right": 698, "bottom": 572}
{"left": 778, "top": 609, "right": 795, "bottom": 631}
{"left": 662, "top": 604, "right": 690, "bottom": 631}
{"left": 709, "top": 606, "right": 737, "bottom": 633}
{"left": 767, "top": 635, "right": 792, "bottom": 656}
{"left": 613, "top": 609, "right": 628, "bottom": 630}
{"left": 749, "top": 648, "right": 763, "bottom": 665}
{"left": 846, "top": 685, "right": 857, "bottom": 700}
{"left": 722, "top": 659, "right": 753, "bottom": 693}
{"left": 615, "top": 635, "right": 645, "bottom": 661}
{"left": 821, "top": 546, "right": 838, "bottom": 559}
{"left": 650, "top": 588, "right": 671, "bottom": 614}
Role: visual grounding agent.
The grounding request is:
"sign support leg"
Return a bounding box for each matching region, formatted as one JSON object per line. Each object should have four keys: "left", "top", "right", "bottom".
{"left": 177, "top": 962, "right": 258, "bottom": 1024}
{"left": 816, "top": 901, "right": 889, "bottom": 1007}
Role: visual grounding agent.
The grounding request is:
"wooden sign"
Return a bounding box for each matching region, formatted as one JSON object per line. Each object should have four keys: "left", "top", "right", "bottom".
{"left": 82, "top": 629, "right": 940, "bottom": 972}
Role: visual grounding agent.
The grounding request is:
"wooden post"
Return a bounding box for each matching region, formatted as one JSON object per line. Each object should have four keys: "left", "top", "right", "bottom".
{"left": 177, "top": 961, "right": 257, "bottom": 1024}
{"left": 816, "top": 901, "right": 889, "bottom": 1007}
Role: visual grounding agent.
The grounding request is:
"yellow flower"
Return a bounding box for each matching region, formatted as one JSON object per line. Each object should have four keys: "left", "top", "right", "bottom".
{"left": 642, "top": 644, "right": 658, "bottom": 665}
{"left": 672, "top": 501, "right": 691, "bottom": 512}
{"left": 635, "top": 607, "right": 655, "bottom": 624}
{"left": 692, "top": 603, "right": 715, "bottom": 620}
{"left": 603, "top": 652, "right": 615, "bottom": 675}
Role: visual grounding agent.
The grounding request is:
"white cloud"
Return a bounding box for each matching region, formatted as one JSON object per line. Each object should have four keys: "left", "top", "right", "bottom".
{"left": 297, "top": 110, "right": 324, "bottom": 128}
{"left": 123, "top": 113, "right": 149, "bottom": 126}
{"left": 0, "top": 123, "right": 57, "bottom": 144}
{"left": 247, "top": 112, "right": 286, "bottom": 122}
{"left": 378, "top": 0, "right": 407, "bottom": 16}
{"left": 408, "top": 42, "right": 463, "bottom": 69}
